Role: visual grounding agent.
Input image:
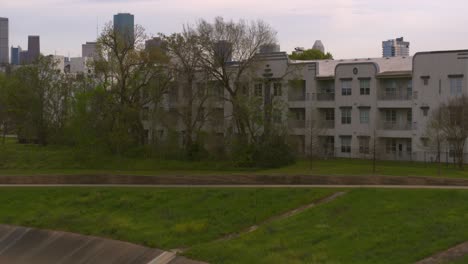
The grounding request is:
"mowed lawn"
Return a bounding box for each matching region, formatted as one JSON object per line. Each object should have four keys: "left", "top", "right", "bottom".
{"left": 0, "top": 187, "right": 334, "bottom": 249}
{"left": 187, "top": 189, "right": 468, "bottom": 264}
{"left": 0, "top": 139, "right": 467, "bottom": 178}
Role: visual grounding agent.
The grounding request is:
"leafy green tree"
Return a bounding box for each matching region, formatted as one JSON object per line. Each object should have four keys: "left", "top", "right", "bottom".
{"left": 5, "top": 56, "right": 70, "bottom": 145}
{"left": 289, "top": 49, "right": 333, "bottom": 60}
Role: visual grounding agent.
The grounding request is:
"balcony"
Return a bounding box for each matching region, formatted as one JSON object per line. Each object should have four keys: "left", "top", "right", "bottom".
{"left": 379, "top": 121, "right": 412, "bottom": 130}
{"left": 319, "top": 120, "right": 335, "bottom": 129}
{"left": 288, "top": 119, "right": 306, "bottom": 128}
{"left": 378, "top": 92, "right": 412, "bottom": 101}
{"left": 288, "top": 93, "right": 306, "bottom": 101}
{"left": 317, "top": 93, "right": 335, "bottom": 101}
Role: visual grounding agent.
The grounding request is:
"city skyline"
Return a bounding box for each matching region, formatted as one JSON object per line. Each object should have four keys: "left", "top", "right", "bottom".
{"left": 2, "top": 0, "right": 468, "bottom": 59}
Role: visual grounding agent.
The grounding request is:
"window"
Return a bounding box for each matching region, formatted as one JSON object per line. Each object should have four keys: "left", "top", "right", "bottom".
{"left": 359, "top": 108, "right": 370, "bottom": 124}
{"left": 359, "top": 137, "right": 370, "bottom": 154}
{"left": 273, "top": 109, "right": 282, "bottom": 123}
{"left": 385, "top": 109, "right": 396, "bottom": 123}
{"left": 273, "top": 82, "right": 282, "bottom": 96}
{"left": 385, "top": 80, "right": 397, "bottom": 96}
{"left": 341, "top": 80, "right": 352, "bottom": 96}
{"left": 254, "top": 83, "right": 263, "bottom": 96}
{"left": 341, "top": 108, "right": 351, "bottom": 124}
{"left": 386, "top": 139, "right": 397, "bottom": 153}
{"left": 325, "top": 109, "right": 334, "bottom": 121}
{"left": 407, "top": 80, "right": 413, "bottom": 98}
{"left": 360, "top": 79, "right": 370, "bottom": 95}
{"left": 341, "top": 136, "right": 351, "bottom": 153}
{"left": 422, "top": 107, "right": 429, "bottom": 117}
{"left": 407, "top": 110, "right": 412, "bottom": 123}
{"left": 450, "top": 77, "right": 463, "bottom": 95}
{"left": 423, "top": 78, "right": 429, "bottom": 86}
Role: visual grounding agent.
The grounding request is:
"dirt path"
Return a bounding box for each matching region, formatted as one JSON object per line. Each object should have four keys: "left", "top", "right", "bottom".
{"left": 217, "top": 191, "right": 347, "bottom": 242}
{"left": 416, "top": 241, "right": 468, "bottom": 264}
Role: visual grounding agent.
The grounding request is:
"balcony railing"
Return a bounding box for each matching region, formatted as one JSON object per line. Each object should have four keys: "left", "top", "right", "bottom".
{"left": 378, "top": 92, "right": 412, "bottom": 101}
{"left": 317, "top": 93, "right": 335, "bottom": 101}
{"left": 288, "top": 119, "right": 306, "bottom": 128}
{"left": 379, "top": 121, "right": 412, "bottom": 130}
{"left": 288, "top": 93, "right": 306, "bottom": 101}
{"left": 319, "top": 120, "right": 335, "bottom": 129}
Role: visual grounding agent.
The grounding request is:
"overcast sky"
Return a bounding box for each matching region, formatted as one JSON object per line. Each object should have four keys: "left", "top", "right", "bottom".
{"left": 2, "top": 0, "right": 468, "bottom": 58}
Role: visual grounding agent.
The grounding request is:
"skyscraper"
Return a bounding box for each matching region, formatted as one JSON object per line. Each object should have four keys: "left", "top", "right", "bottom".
{"left": 82, "top": 41, "right": 97, "bottom": 58}
{"left": 0, "top": 18, "right": 9, "bottom": 65}
{"left": 28, "top": 35, "right": 40, "bottom": 63}
{"left": 113, "top": 13, "right": 134, "bottom": 47}
{"left": 10, "top": 46, "right": 21, "bottom": 65}
{"left": 382, "top": 37, "right": 410, "bottom": 57}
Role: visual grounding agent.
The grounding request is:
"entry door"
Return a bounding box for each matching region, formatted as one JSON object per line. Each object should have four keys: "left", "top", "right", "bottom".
{"left": 398, "top": 144, "right": 403, "bottom": 157}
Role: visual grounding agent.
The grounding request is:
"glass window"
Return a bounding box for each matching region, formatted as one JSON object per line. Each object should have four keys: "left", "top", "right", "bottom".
{"left": 450, "top": 77, "right": 463, "bottom": 95}
{"left": 385, "top": 110, "right": 396, "bottom": 122}
{"left": 325, "top": 109, "right": 334, "bottom": 121}
{"left": 254, "top": 83, "right": 263, "bottom": 96}
{"left": 386, "top": 139, "right": 397, "bottom": 153}
{"left": 273, "top": 82, "right": 282, "bottom": 96}
{"left": 422, "top": 108, "right": 429, "bottom": 117}
{"left": 360, "top": 109, "right": 369, "bottom": 124}
{"left": 359, "top": 137, "right": 370, "bottom": 154}
{"left": 360, "top": 79, "right": 370, "bottom": 95}
{"left": 341, "top": 80, "right": 352, "bottom": 96}
{"left": 341, "top": 136, "right": 351, "bottom": 153}
{"left": 341, "top": 108, "right": 351, "bottom": 124}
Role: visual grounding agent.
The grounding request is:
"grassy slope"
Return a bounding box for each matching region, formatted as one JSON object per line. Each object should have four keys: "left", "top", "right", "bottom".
{"left": 0, "top": 187, "right": 334, "bottom": 249}
{"left": 187, "top": 189, "right": 468, "bottom": 264}
{"left": 1, "top": 140, "right": 467, "bottom": 177}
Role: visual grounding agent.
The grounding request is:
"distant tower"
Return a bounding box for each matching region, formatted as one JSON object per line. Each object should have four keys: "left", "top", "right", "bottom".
{"left": 382, "top": 37, "right": 410, "bottom": 57}
{"left": 27, "top": 35, "right": 40, "bottom": 63}
{"left": 113, "top": 13, "right": 134, "bottom": 47}
{"left": 312, "top": 40, "right": 325, "bottom": 53}
{"left": 82, "top": 41, "right": 97, "bottom": 58}
{"left": 10, "top": 46, "right": 21, "bottom": 65}
{"left": 0, "top": 17, "right": 8, "bottom": 65}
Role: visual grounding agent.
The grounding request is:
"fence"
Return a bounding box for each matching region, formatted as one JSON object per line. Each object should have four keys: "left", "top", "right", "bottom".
{"left": 310, "top": 147, "right": 468, "bottom": 165}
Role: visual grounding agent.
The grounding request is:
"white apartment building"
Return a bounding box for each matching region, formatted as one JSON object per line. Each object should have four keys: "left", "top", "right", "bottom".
{"left": 143, "top": 48, "right": 468, "bottom": 162}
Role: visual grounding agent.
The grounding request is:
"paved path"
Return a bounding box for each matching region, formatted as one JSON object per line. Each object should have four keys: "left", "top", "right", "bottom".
{"left": 4, "top": 184, "right": 468, "bottom": 189}
{"left": 0, "top": 225, "right": 206, "bottom": 264}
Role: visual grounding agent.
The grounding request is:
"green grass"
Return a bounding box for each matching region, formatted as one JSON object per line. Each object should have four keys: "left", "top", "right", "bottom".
{"left": 0, "top": 187, "right": 334, "bottom": 249}
{"left": 187, "top": 189, "right": 468, "bottom": 264}
{"left": 0, "top": 139, "right": 467, "bottom": 178}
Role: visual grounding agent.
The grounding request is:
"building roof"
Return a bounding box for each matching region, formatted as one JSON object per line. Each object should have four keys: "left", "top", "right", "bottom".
{"left": 307, "top": 56, "right": 413, "bottom": 78}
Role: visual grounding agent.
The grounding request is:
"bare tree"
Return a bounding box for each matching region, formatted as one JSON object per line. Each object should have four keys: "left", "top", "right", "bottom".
{"left": 92, "top": 22, "right": 171, "bottom": 152}
{"left": 194, "top": 17, "right": 277, "bottom": 142}
{"left": 428, "top": 96, "right": 468, "bottom": 169}
{"left": 161, "top": 29, "right": 220, "bottom": 156}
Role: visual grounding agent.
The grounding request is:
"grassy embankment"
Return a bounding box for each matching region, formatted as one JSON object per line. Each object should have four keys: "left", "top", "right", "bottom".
{"left": 187, "top": 188, "right": 468, "bottom": 264}
{"left": 0, "top": 138, "right": 466, "bottom": 177}
{"left": 0, "top": 187, "right": 335, "bottom": 249}
{"left": 2, "top": 188, "right": 468, "bottom": 263}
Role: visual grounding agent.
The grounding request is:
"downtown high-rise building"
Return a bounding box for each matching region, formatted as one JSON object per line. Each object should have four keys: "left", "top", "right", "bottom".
{"left": 27, "top": 35, "right": 40, "bottom": 63}
{"left": 113, "top": 13, "right": 134, "bottom": 47}
{"left": 382, "top": 37, "right": 410, "bottom": 57}
{"left": 82, "top": 41, "right": 97, "bottom": 58}
{"left": 10, "top": 46, "right": 21, "bottom": 65}
{"left": 0, "top": 17, "right": 9, "bottom": 65}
